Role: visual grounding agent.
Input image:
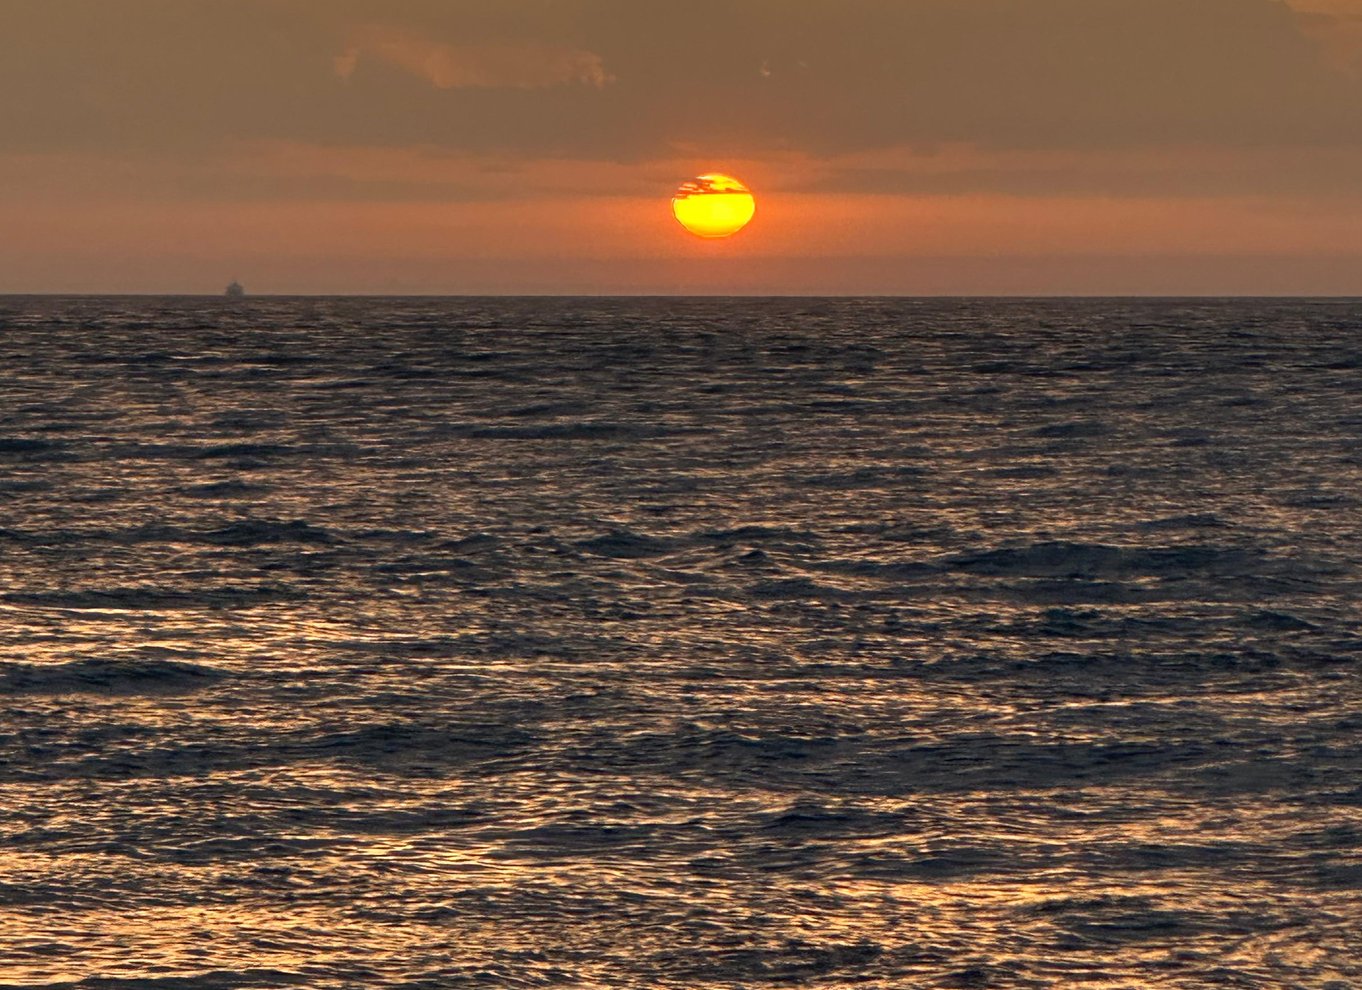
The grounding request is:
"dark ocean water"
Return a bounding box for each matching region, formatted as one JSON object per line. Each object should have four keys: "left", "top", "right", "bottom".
{"left": 0, "top": 296, "right": 1360, "bottom": 989}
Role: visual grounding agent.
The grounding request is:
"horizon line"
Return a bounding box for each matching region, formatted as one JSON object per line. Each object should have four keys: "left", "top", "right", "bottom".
{"left": 6, "top": 292, "right": 1362, "bottom": 301}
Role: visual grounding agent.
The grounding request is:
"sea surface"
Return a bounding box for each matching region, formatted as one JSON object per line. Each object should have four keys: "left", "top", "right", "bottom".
{"left": 0, "top": 296, "right": 1359, "bottom": 989}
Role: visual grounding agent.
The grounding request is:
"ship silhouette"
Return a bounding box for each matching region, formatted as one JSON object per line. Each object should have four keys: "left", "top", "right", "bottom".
{"left": 225, "top": 281, "right": 245, "bottom": 298}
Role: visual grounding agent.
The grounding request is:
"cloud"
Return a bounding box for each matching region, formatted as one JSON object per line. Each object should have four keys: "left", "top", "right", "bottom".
{"left": 1283, "top": 0, "right": 1362, "bottom": 11}
{"left": 1283, "top": 0, "right": 1362, "bottom": 73}
{"left": 2, "top": 0, "right": 1361, "bottom": 162}
{"left": 334, "top": 24, "right": 613, "bottom": 90}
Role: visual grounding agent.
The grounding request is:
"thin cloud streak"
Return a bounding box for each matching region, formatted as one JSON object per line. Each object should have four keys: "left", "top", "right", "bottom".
{"left": 334, "top": 24, "right": 613, "bottom": 90}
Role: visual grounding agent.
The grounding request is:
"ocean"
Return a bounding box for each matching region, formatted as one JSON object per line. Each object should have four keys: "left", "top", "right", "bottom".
{"left": 0, "top": 296, "right": 1359, "bottom": 989}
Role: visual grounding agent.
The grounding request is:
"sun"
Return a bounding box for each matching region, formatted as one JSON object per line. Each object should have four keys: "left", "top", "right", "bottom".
{"left": 672, "top": 173, "right": 756, "bottom": 239}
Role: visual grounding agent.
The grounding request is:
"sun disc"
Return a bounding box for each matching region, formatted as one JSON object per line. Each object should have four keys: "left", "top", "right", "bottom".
{"left": 672, "top": 173, "right": 756, "bottom": 239}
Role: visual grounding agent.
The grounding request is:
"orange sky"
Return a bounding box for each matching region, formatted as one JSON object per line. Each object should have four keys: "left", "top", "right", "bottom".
{"left": 6, "top": 0, "right": 1362, "bottom": 294}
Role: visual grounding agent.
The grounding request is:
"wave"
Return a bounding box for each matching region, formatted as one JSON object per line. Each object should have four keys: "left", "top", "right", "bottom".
{"left": 1031, "top": 420, "right": 1111, "bottom": 438}
{"left": 680, "top": 941, "right": 884, "bottom": 983}
{"left": 0, "top": 519, "right": 336, "bottom": 549}
{"left": 0, "top": 437, "right": 68, "bottom": 458}
{"left": 576, "top": 530, "right": 675, "bottom": 559}
{"left": 695, "top": 525, "right": 821, "bottom": 546}
{"left": 945, "top": 541, "right": 1260, "bottom": 578}
{"left": 451, "top": 421, "right": 668, "bottom": 440}
{"left": 3, "top": 584, "right": 303, "bottom": 609}
{"left": 0, "top": 658, "right": 226, "bottom": 695}
{"left": 748, "top": 577, "right": 851, "bottom": 600}
{"left": 201, "top": 519, "right": 336, "bottom": 546}
{"left": 180, "top": 481, "right": 270, "bottom": 498}
{"left": 1136, "top": 513, "right": 1227, "bottom": 530}
{"left": 34, "top": 971, "right": 312, "bottom": 989}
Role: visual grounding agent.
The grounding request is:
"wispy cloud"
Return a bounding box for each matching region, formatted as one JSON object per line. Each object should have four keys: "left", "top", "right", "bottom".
{"left": 1284, "top": 0, "right": 1362, "bottom": 73}
{"left": 335, "top": 24, "right": 613, "bottom": 91}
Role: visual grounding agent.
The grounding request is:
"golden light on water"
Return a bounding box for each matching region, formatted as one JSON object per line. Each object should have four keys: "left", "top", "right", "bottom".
{"left": 672, "top": 173, "right": 756, "bottom": 239}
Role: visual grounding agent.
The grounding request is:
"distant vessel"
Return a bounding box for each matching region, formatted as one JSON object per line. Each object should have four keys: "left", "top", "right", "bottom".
{"left": 225, "top": 281, "right": 245, "bottom": 298}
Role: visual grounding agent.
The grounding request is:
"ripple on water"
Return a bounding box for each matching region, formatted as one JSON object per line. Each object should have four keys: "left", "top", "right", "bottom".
{"left": 0, "top": 297, "right": 1359, "bottom": 989}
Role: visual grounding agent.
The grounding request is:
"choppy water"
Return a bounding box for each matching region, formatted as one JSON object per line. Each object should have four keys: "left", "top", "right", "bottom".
{"left": 1, "top": 296, "right": 1360, "bottom": 989}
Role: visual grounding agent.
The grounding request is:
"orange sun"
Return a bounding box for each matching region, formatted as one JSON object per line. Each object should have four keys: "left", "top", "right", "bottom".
{"left": 672, "top": 173, "right": 756, "bottom": 239}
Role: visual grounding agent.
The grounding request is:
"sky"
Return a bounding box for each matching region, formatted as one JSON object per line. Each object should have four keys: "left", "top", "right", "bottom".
{"left": 7, "top": 0, "right": 1362, "bottom": 294}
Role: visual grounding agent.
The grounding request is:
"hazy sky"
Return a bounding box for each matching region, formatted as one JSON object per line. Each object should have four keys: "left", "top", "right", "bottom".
{"left": 7, "top": 0, "right": 1362, "bottom": 294}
